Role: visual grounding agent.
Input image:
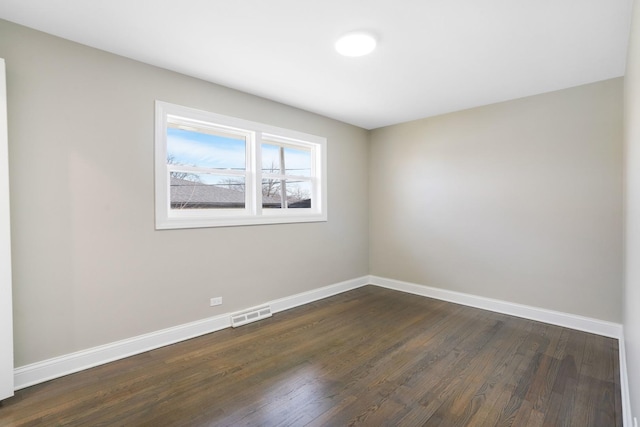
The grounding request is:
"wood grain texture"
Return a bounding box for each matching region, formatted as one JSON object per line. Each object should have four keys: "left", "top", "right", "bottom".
{"left": 0, "top": 286, "right": 622, "bottom": 426}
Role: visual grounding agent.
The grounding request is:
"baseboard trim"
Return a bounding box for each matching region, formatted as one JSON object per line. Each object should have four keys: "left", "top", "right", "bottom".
{"left": 270, "top": 276, "right": 369, "bottom": 314}
{"left": 13, "top": 313, "right": 232, "bottom": 391}
{"left": 14, "top": 276, "right": 369, "bottom": 391}
{"left": 14, "top": 275, "right": 624, "bottom": 398}
{"left": 368, "top": 275, "right": 623, "bottom": 339}
{"left": 370, "top": 275, "right": 631, "bottom": 425}
{"left": 619, "top": 333, "right": 633, "bottom": 427}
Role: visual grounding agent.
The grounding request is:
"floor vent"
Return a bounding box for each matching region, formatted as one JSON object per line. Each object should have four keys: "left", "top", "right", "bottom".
{"left": 230, "top": 305, "right": 272, "bottom": 328}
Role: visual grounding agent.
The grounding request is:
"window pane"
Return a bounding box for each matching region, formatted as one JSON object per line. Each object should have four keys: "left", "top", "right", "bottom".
{"left": 261, "top": 143, "right": 311, "bottom": 177}
{"left": 170, "top": 173, "right": 245, "bottom": 209}
{"left": 261, "top": 143, "right": 281, "bottom": 173}
{"left": 261, "top": 179, "right": 312, "bottom": 209}
{"left": 286, "top": 180, "right": 312, "bottom": 208}
{"left": 261, "top": 178, "right": 283, "bottom": 209}
{"left": 284, "top": 147, "right": 312, "bottom": 177}
{"left": 167, "top": 128, "right": 246, "bottom": 170}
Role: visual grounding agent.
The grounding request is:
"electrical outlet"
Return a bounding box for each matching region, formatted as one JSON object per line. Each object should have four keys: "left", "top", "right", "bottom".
{"left": 210, "top": 297, "right": 222, "bottom": 307}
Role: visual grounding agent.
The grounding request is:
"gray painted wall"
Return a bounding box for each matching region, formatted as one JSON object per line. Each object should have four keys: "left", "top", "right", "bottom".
{"left": 370, "top": 79, "right": 624, "bottom": 322}
{"left": 0, "top": 19, "right": 369, "bottom": 366}
{"left": 624, "top": 0, "right": 640, "bottom": 421}
{"left": 0, "top": 16, "right": 628, "bottom": 385}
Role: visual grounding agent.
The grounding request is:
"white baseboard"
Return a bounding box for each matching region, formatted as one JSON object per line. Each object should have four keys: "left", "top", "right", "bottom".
{"left": 14, "top": 276, "right": 369, "bottom": 391}
{"left": 14, "top": 273, "right": 626, "bottom": 408}
{"left": 370, "top": 275, "right": 631, "bottom": 425}
{"left": 619, "top": 333, "right": 633, "bottom": 427}
{"left": 270, "top": 276, "right": 369, "bottom": 314}
{"left": 369, "top": 275, "right": 623, "bottom": 339}
{"left": 13, "top": 313, "right": 232, "bottom": 391}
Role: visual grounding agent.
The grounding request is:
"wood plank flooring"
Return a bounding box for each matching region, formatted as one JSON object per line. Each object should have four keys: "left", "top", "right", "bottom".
{"left": 0, "top": 286, "right": 622, "bottom": 426}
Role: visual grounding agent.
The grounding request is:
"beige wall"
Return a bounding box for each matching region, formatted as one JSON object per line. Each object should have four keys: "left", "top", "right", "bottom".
{"left": 0, "top": 19, "right": 369, "bottom": 366}
{"left": 0, "top": 15, "right": 628, "bottom": 379}
{"left": 370, "top": 79, "right": 624, "bottom": 322}
{"left": 625, "top": 0, "right": 640, "bottom": 421}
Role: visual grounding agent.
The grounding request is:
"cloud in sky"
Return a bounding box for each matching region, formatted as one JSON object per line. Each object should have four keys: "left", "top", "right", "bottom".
{"left": 167, "top": 128, "right": 246, "bottom": 170}
{"left": 262, "top": 143, "right": 311, "bottom": 176}
{"left": 168, "top": 129, "right": 312, "bottom": 176}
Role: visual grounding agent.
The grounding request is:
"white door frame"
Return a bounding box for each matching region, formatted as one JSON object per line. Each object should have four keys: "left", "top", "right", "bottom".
{"left": 0, "top": 58, "right": 14, "bottom": 400}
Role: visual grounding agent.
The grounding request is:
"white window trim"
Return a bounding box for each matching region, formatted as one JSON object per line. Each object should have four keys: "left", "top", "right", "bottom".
{"left": 155, "top": 101, "right": 327, "bottom": 229}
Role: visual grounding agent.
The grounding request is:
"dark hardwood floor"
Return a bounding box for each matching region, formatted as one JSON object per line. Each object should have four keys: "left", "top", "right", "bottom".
{"left": 0, "top": 286, "right": 621, "bottom": 426}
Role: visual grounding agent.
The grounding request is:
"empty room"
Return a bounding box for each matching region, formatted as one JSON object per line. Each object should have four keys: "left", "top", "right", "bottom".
{"left": 0, "top": 0, "right": 639, "bottom": 426}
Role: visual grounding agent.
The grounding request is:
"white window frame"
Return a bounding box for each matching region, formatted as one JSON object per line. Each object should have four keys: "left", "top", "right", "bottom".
{"left": 155, "top": 101, "right": 327, "bottom": 229}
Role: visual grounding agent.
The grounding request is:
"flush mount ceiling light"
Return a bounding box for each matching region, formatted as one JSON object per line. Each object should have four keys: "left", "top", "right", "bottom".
{"left": 335, "top": 31, "right": 377, "bottom": 57}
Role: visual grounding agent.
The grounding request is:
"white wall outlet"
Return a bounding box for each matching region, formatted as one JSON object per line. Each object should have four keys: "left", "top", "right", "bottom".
{"left": 210, "top": 297, "right": 222, "bottom": 307}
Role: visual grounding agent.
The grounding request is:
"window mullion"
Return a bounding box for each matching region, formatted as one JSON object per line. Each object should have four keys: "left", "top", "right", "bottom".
{"left": 252, "top": 132, "right": 261, "bottom": 216}
{"left": 167, "top": 164, "right": 246, "bottom": 177}
{"left": 279, "top": 146, "right": 287, "bottom": 209}
{"left": 261, "top": 173, "right": 310, "bottom": 181}
{"left": 311, "top": 148, "right": 318, "bottom": 212}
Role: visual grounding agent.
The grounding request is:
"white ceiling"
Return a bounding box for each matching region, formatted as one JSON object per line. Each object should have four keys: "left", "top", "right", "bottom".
{"left": 0, "top": 0, "right": 634, "bottom": 129}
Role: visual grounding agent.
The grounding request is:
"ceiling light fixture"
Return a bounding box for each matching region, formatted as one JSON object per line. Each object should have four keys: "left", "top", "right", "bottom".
{"left": 335, "top": 31, "right": 377, "bottom": 57}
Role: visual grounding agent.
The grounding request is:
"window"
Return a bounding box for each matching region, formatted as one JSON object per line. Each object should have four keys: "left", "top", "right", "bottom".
{"left": 155, "top": 101, "right": 327, "bottom": 229}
